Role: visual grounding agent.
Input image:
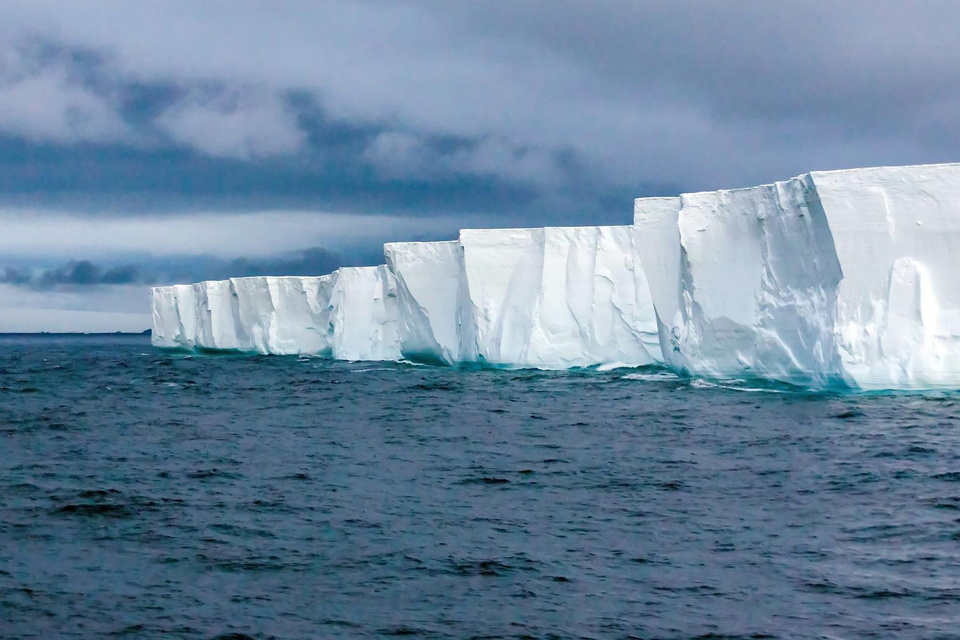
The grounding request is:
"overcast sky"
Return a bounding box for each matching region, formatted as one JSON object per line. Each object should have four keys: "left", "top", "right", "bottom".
{"left": 2, "top": 0, "right": 959, "bottom": 331}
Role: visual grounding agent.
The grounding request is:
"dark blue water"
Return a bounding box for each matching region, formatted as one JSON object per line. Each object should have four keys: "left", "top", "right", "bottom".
{"left": 2, "top": 335, "right": 960, "bottom": 640}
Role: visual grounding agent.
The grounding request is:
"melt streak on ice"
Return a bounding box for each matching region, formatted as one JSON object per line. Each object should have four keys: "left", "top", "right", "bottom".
{"left": 152, "top": 163, "right": 960, "bottom": 389}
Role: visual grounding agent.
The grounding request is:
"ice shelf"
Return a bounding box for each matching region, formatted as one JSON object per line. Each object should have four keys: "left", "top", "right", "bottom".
{"left": 152, "top": 162, "right": 960, "bottom": 389}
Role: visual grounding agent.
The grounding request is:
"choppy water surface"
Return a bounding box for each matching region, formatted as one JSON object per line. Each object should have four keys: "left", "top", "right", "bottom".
{"left": 2, "top": 335, "right": 960, "bottom": 639}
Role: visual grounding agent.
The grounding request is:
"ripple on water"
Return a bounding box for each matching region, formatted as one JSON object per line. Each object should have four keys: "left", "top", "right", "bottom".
{"left": 2, "top": 334, "right": 960, "bottom": 639}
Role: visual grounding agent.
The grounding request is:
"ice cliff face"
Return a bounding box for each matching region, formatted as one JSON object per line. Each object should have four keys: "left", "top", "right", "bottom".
{"left": 457, "top": 226, "right": 661, "bottom": 368}
{"left": 150, "top": 270, "right": 399, "bottom": 360}
{"left": 819, "top": 165, "right": 960, "bottom": 388}
{"left": 151, "top": 276, "right": 336, "bottom": 355}
{"left": 154, "top": 226, "right": 661, "bottom": 369}
{"left": 382, "top": 227, "right": 662, "bottom": 368}
{"left": 152, "top": 162, "right": 960, "bottom": 389}
{"left": 384, "top": 241, "right": 463, "bottom": 365}
{"left": 328, "top": 266, "right": 401, "bottom": 362}
{"left": 635, "top": 163, "right": 960, "bottom": 389}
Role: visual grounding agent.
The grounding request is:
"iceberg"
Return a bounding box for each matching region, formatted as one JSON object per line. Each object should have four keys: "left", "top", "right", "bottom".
{"left": 152, "top": 162, "right": 960, "bottom": 389}
{"left": 635, "top": 163, "right": 960, "bottom": 389}
{"left": 151, "top": 269, "right": 399, "bottom": 359}
{"left": 154, "top": 226, "right": 661, "bottom": 369}
{"left": 381, "top": 227, "right": 661, "bottom": 368}
{"left": 151, "top": 283, "right": 198, "bottom": 350}
{"left": 231, "top": 276, "right": 336, "bottom": 355}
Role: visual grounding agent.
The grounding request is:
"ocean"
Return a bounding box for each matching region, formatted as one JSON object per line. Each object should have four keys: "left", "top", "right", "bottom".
{"left": 2, "top": 334, "right": 960, "bottom": 639}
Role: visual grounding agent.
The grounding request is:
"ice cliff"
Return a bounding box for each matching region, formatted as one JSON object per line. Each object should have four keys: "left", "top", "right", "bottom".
{"left": 151, "top": 268, "right": 399, "bottom": 361}
{"left": 385, "top": 227, "right": 661, "bottom": 368}
{"left": 456, "top": 226, "right": 661, "bottom": 367}
{"left": 152, "top": 162, "right": 960, "bottom": 389}
{"left": 384, "top": 241, "right": 463, "bottom": 365}
{"left": 154, "top": 226, "right": 661, "bottom": 369}
{"left": 634, "top": 163, "right": 960, "bottom": 389}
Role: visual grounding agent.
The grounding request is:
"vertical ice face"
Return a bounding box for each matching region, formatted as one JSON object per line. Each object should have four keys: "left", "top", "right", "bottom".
{"left": 151, "top": 284, "right": 199, "bottom": 349}
{"left": 525, "top": 226, "right": 661, "bottom": 367}
{"left": 635, "top": 163, "right": 960, "bottom": 389}
{"left": 193, "top": 279, "right": 242, "bottom": 351}
{"left": 150, "top": 162, "right": 958, "bottom": 386}
{"left": 384, "top": 241, "right": 463, "bottom": 364}
{"left": 152, "top": 276, "right": 335, "bottom": 354}
{"left": 458, "top": 226, "right": 662, "bottom": 368}
{"left": 150, "top": 286, "right": 181, "bottom": 348}
{"left": 458, "top": 228, "right": 546, "bottom": 364}
{"left": 812, "top": 164, "right": 960, "bottom": 387}
{"left": 634, "top": 182, "right": 845, "bottom": 385}
{"left": 231, "top": 275, "right": 337, "bottom": 355}
{"left": 632, "top": 197, "right": 683, "bottom": 370}
{"left": 329, "top": 266, "right": 401, "bottom": 361}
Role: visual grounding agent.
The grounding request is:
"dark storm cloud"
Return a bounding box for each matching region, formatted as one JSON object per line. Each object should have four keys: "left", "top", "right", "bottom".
{"left": 1, "top": 247, "right": 352, "bottom": 291}
{"left": 2, "top": 261, "right": 145, "bottom": 289}
{"left": 0, "top": 0, "right": 958, "bottom": 221}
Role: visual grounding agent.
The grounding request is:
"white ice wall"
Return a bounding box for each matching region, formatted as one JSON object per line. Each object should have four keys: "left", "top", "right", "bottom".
{"left": 231, "top": 275, "right": 336, "bottom": 355}
{"left": 458, "top": 226, "right": 662, "bottom": 368}
{"left": 634, "top": 181, "right": 843, "bottom": 386}
{"left": 151, "top": 162, "right": 960, "bottom": 388}
{"left": 384, "top": 241, "right": 463, "bottom": 364}
{"left": 458, "top": 228, "right": 545, "bottom": 364}
{"left": 635, "top": 163, "right": 960, "bottom": 389}
{"left": 328, "top": 266, "right": 401, "bottom": 362}
{"left": 152, "top": 276, "right": 336, "bottom": 355}
{"left": 194, "top": 279, "right": 242, "bottom": 351}
{"left": 814, "top": 165, "right": 960, "bottom": 387}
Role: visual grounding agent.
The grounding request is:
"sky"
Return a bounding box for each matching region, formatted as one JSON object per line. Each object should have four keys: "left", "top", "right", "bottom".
{"left": 1, "top": 0, "right": 959, "bottom": 332}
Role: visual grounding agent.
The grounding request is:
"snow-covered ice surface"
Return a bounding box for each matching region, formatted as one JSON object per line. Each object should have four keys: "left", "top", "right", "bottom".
{"left": 635, "top": 163, "right": 960, "bottom": 389}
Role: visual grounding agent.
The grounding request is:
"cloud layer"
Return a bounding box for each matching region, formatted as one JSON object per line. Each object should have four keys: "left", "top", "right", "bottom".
{"left": 2, "top": 0, "right": 957, "bottom": 215}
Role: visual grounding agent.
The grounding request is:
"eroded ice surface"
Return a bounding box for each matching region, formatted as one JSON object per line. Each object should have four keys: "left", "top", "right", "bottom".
{"left": 635, "top": 163, "right": 960, "bottom": 389}
{"left": 384, "top": 241, "right": 463, "bottom": 365}
{"left": 327, "top": 266, "right": 401, "bottom": 362}
{"left": 458, "top": 226, "right": 662, "bottom": 368}
{"left": 231, "top": 276, "right": 336, "bottom": 355}
{"left": 819, "top": 165, "right": 960, "bottom": 388}
{"left": 152, "top": 276, "right": 336, "bottom": 355}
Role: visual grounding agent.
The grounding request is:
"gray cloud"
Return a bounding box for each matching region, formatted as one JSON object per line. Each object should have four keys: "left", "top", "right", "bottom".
{"left": 155, "top": 87, "right": 307, "bottom": 160}
{"left": 0, "top": 0, "right": 956, "bottom": 206}
{"left": 2, "top": 260, "right": 145, "bottom": 289}
{"left": 152, "top": 246, "right": 351, "bottom": 284}
{"left": 1, "top": 246, "right": 350, "bottom": 292}
{"left": 0, "top": 42, "right": 129, "bottom": 144}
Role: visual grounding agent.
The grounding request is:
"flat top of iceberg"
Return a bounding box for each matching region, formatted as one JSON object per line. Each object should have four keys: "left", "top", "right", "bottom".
{"left": 650, "top": 161, "right": 960, "bottom": 199}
